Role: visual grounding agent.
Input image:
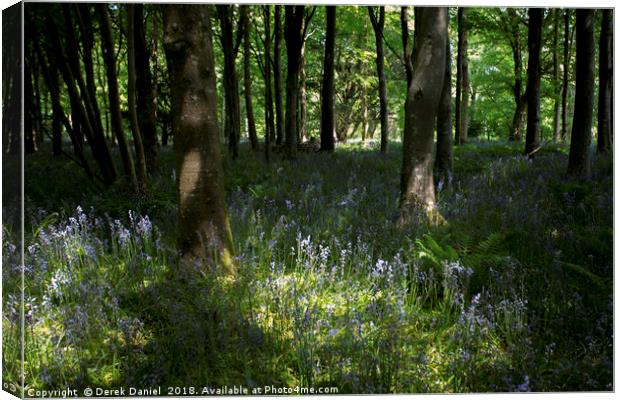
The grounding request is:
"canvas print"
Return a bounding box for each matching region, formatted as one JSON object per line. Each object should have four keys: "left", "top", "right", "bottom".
{"left": 2, "top": 2, "right": 614, "bottom": 397}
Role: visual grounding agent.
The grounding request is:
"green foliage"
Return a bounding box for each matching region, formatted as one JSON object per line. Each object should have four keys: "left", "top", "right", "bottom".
{"left": 11, "top": 3, "right": 614, "bottom": 393}
{"left": 6, "top": 140, "right": 612, "bottom": 393}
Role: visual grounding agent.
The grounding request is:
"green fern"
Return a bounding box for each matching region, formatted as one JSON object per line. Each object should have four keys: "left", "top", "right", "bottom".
{"left": 558, "top": 261, "right": 611, "bottom": 292}
{"left": 415, "top": 234, "right": 458, "bottom": 268}
{"left": 465, "top": 232, "right": 506, "bottom": 268}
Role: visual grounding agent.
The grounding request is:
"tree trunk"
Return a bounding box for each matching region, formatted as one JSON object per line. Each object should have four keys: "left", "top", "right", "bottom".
{"left": 320, "top": 5, "right": 336, "bottom": 152}
{"left": 284, "top": 5, "right": 305, "bottom": 159}
{"left": 455, "top": 8, "right": 464, "bottom": 145}
{"left": 561, "top": 10, "right": 573, "bottom": 141}
{"left": 94, "top": 40, "right": 110, "bottom": 143}
{"left": 46, "top": 13, "right": 115, "bottom": 184}
{"left": 263, "top": 5, "right": 274, "bottom": 162}
{"left": 36, "top": 41, "right": 95, "bottom": 181}
{"left": 567, "top": 10, "right": 596, "bottom": 178}
{"left": 399, "top": 7, "right": 448, "bottom": 223}
{"left": 274, "top": 5, "right": 284, "bottom": 146}
{"left": 127, "top": 4, "right": 149, "bottom": 190}
{"left": 369, "top": 6, "right": 389, "bottom": 153}
{"left": 24, "top": 55, "right": 37, "bottom": 154}
{"left": 525, "top": 8, "right": 543, "bottom": 157}
{"left": 298, "top": 41, "right": 307, "bottom": 143}
{"left": 98, "top": 4, "right": 138, "bottom": 190}
{"left": 508, "top": 9, "right": 525, "bottom": 141}
{"left": 217, "top": 5, "right": 243, "bottom": 160}
{"left": 150, "top": 8, "right": 160, "bottom": 149}
{"left": 3, "top": 4, "right": 21, "bottom": 155}
{"left": 553, "top": 9, "right": 562, "bottom": 141}
{"left": 134, "top": 4, "right": 159, "bottom": 172}
{"left": 435, "top": 37, "right": 453, "bottom": 180}
{"left": 400, "top": 6, "right": 413, "bottom": 86}
{"left": 164, "top": 5, "right": 235, "bottom": 275}
{"left": 74, "top": 5, "right": 106, "bottom": 148}
{"left": 242, "top": 7, "right": 259, "bottom": 151}
{"left": 31, "top": 51, "right": 43, "bottom": 149}
{"left": 48, "top": 65, "right": 62, "bottom": 157}
{"left": 597, "top": 9, "right": 613, "bottom": 154}
{"left": 460, "top": 9, "right": 470, "bottom": 144}
{"left": 361, "top": 85, "right": 368, "bottom": 142}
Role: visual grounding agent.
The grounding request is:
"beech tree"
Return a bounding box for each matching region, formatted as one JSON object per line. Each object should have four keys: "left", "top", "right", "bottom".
{"left": 525, "top": 8, "right": 542, "bottom": 157}
{"left": 567, "top": 9, "right": 596, "bottom": 178}
{"left": 494, "top": 8, "right": 527, "bottom": 141}
{"left": 435, "top": 38, "right": 453, "bottom": 180}
{"left": 164, "top": 5, "right": 234, "bottom": 274}
{"left": 283, "top": 5, "right": 315, "bottom": 158}
{"left": 133, "top": 4, "right": 158, "bottom": 171}
{"left": 561, "top": 10, "right": 574, "bottom": 140}
{"left": 263, "top": 5, "right": 274, "bottom": 161}
{"left": 319, "top": 6, "right": 336, "bottom": 152}
{"left": 274, "top": 5, "right": 284, "bottom": 146}
{"left": 98, "top": 3, "right": 137, "bottom": 190}
{"left": 46, "top": 8, "right": 116, "bottom": 184}
{"left": 455, "top": 7, "right": 470, "bottom": 145}
{"left": 127, "top": 4, "right": 149, "bottom": 189}
{"left": 368, "top": 6, "right": 389, "bottom": 153}
{"left": 217, "top": 5, "right": 244, "bottom": 160}
{"left": 597, "top": 9, "right": 613, "bottom": 154}
{"left": 400, "top": 6, "right": 413, "bottom": 86}
{"left": 242, "top": 6, "right": 259, "bottom": 151}
{"left": 552, "top": 9, "right": 562, "bottom": 141}
{"left": 399, "top": 7, "right": 448, "bottom": 224}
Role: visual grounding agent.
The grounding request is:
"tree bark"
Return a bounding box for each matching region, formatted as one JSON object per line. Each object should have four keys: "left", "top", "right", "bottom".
{"left": 24, "top": 54, "right": 37, "bottom": 154}
{"left": 274, "top": 5, "right": 284, "bottom": 146}
{"left": 460, "top": 9, "right": 470, "bottom": 144}
{"left": 98, "top": 4, "right": 138, "bottom": 190}
{"left": 507, "top": 9, "right": 526, "bottom": 141}
{"left": 369, "top": 6, "right": 389, "bottom": 153}
{"left": 217, "top": 5, "right": 243, "bottom": 160}
{"left": 31, "top": 50, "right": 43, "bottom": 149}
{"left": 46, "top": 13, "right": 116, "bottom": 184}
{"left": 567, "top": 9, "right": 596, "bottom": 178}
{"left": 597, "top": 9, "right": 613, "bottom": 154}
{"left": 320, "top": 6, "right": 336, "bottom": 152}
{"left": 284, "top": 5, "right": 305, "bottom": 159}
{"left": 263, "top": 5, "right": 274, "bottom": 162}
{"left": 435, "top": 37, "right": 453, "bottom": 180}
{"left": 134, "top": 4, "right": 159, "bottom": 172}
{"left": 400, "top": 7, "right": 413, "bottom": 86}
{"left": 525, "top": 8, "right": 543, "bottom": 157}
{"left": 399, "top": 7, "right": 448, "bottom": 223}
{"left": 74, "top": 5, "right": 106, "bottom": 147}
{"left": 68, "top": 4, "right": 111, "bottom": 177}
{"left": 49, "top": 65, "right": 62, "bottom": 156}
{"left": 561, "top": 10, "right": 573, "bottom": 141}
{"left": 455, "top": 8, "right": 464, "bottom": 145}
{"left": 36, "top": 41, "right": 95, "bottom": 181}
{"left": 298, "top": 40, "right": 307, "bottom": 143}
{"left": 553, "top": 9, "right": 562, "bottom": 141}
{"left": 127, "top": 4, "right": 149, "bottom": 190}
{"left": 242, "top": 6, "right": 259, "bottom": 151}
{"left": 164, "top": 5, "right": 235, "bottom": 275}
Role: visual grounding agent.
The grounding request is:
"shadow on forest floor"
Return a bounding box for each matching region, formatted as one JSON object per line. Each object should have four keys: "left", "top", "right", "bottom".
{"left": 3, "top": 140, "right": 613, "bottom": 393}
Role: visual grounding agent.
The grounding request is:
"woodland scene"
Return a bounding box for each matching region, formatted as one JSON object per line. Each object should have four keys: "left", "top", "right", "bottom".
{"left": 2, "top": 2, "right": 614, "bottom": 394}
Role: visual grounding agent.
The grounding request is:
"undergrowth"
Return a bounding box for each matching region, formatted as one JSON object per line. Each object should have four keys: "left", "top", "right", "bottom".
{"left": 2, "top": 140, "right": 613, "bottom": 393}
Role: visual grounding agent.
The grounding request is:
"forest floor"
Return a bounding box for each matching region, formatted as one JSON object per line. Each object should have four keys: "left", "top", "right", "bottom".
{"left": 2, "top": 139, "right": 613, "bottom": 393}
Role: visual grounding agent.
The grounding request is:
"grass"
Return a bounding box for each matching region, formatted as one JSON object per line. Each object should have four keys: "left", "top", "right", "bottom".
{"left": 2, "top": 139, "right": 613, "bottom": 394}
